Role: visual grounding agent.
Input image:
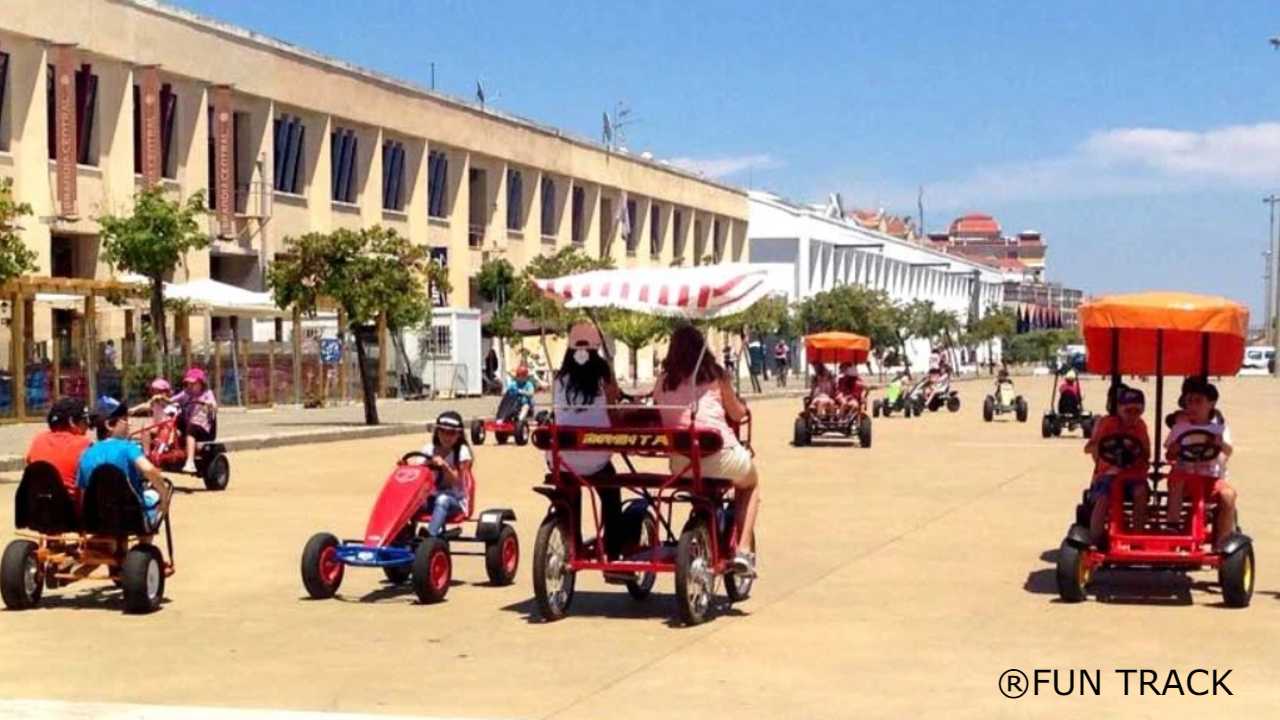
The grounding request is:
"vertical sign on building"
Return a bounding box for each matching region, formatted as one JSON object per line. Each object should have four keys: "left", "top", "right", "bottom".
{"left": 212, "top": 85, "right": 235, "bottom": 237}
{"left": 53, "top": 45, "right": 79, "bottom": 218}
{"left": 139, "top": 66, "right": 162, "bottom": 187}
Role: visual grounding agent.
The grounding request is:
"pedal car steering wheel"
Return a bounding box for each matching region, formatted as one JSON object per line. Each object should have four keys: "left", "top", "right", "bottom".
{"left": 400, "top": 451, "right": 433, "bottom": 466}
{"left": 1097, "top": 435, "right": 1142, "bottom": 468}
{"left": 1176, "top": 430, "right": 1221, "bottom": 463}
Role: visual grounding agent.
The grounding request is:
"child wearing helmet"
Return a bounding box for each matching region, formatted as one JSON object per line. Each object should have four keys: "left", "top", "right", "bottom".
{"left": 130, "top": 378, "right": 176, "bottom": 454}
{"left": 171, "top": 368, "right": 217, "bottom": 472}
{"left": 1058, "top": 369, "right": 1082, "bottom": 415}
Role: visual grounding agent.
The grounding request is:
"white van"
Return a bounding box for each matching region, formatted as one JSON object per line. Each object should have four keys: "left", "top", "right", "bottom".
{"left": 1243, "top": 346, "right": 1274, "bottom": 371}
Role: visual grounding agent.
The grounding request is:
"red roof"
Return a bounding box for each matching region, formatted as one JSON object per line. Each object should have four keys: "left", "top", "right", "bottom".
{"left": 996, "top": 257, "right": 1027, "bottom": 270}
{"left": 949, "top": 213, "right": 1001, "bottom": 237}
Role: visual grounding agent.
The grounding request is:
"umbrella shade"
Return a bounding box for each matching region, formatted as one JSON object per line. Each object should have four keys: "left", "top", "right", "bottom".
{"left": 1080, "top": 291, "right": 1248, "bottom": 376}
{"left": 533, "top": 264, "right": 773, "bottom": 320}
{"left": 804, "top": 331, "right": 872, "bottom": 364}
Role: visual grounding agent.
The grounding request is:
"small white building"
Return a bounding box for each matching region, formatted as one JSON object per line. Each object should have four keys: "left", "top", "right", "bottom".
{"left": 747, "top": 191, "right": 1006, "bottom": 370}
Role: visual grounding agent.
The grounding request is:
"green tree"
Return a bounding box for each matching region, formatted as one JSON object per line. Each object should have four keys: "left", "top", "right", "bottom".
{"left": 0, "top": 179, "right": 37, "bottom": 285}
{"left": 475, "top": 257, "right": 520, "bottom": 365}
{"left": 601, "top": 310, "right": 672, "bottom": 386}
{"left": 964, "top": 306, "right": 1017, "bottom": 372}
{"left": 98, "top": 187, "right": 209, "bottom": 357}
{"left": 268, "top": 226, "right": 432, "bottom": 425}
{"left": 511, "top": 246, "right": 613, "bottom": 364}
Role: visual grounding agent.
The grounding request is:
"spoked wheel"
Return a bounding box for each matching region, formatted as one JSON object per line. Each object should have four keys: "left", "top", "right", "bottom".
{"left": 532, "top": 515, "right": 576, "bottom": 621}
{"left": 1, "top": 539, "right": 44, "bottom": 610}
{"left": 1220, "top": 544, "right": 1255, "bottom": 608}
{"left": 121, "top": 545, "right": 166, "bottom": 614}
{"left": 1055, "top": 540, "right": 1090, "bottom": 603}
{"left": 484, "top": 525, "right": 520, "bottom": 586}
{"left": 675, "top": 517, "right": 716, "bottom": 626}
{"left": 202, "top": 453, "right": 230, "bottom": 491}
{"left": 412, "top": 537, "right": 452, "bottom": 603}
{"left": 301, "top": 532, "right": 345, "bottom": 599}
{"left": 625, "top": 510, "right": 660, "bottom": 600}
{"left": 722, "top": 510, "right": 755, "bottom": 604}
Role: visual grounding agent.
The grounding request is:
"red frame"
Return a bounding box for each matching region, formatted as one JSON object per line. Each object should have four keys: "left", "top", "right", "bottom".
{"left": 1088, "top": 470, "right": 1222, "bottom": 571}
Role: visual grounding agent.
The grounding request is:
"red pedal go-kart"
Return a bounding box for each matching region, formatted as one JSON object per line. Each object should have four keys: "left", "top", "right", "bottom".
{"left": 469, "top": 389, "right": 545, "bottom": 446}
{"left": 300, "top": 452, "right": 518, "bottom": 603}
{"left": 530, "top": 264, "right": 767, "bottom": 625}
{"left": 2, "top": 462, "right": 175, "bottom": 614}
{"left": 1055, "top": 291, "right": 1254, "bottom": 607}
{"left": 792, "top": 332, "right": 873, "bottom": 448}
{"left": 132, "top": 404, "right": 230, "bottom": 491}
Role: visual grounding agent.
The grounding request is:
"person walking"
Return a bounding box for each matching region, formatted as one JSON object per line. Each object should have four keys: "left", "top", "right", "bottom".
{"left": 773, "top": 339, "right": 790, "bottom": 388}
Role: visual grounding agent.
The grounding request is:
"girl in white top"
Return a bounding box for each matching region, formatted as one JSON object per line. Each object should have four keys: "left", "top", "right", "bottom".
{"left": 653, "top": 323, "right": 759, "bottom": 577}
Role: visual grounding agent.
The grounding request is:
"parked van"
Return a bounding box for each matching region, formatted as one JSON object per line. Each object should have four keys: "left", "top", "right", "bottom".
{"left": 1243, "top": 345, "right": 1274, "bottom": 371}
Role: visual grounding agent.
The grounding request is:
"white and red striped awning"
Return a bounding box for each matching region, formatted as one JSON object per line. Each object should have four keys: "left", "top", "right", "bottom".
{"left": 534, "top": 264, "right": 774, "bottom": 319}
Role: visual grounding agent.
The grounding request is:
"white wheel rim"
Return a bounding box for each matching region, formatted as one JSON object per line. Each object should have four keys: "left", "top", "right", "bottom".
{"left": 545, "top": 525, "right": 571, "bottom": 611}
{"left": 146, "top": 557, "right": 160, "bottom": 599}
{"left": 687, "top": 534, "right": 712, "bottom": 615}
{"left": 23, "top": 554, "right": 38, "bottom": 597}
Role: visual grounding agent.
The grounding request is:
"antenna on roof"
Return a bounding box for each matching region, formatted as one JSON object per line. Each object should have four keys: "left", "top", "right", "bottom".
{"left": 603, "top": 101, "right": 635, "bottom": 151}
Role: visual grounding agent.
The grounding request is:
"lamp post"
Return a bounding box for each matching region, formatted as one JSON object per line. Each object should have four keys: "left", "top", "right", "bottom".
{"left": 1265, "top": 195, "right": 1280, "bottom": 366}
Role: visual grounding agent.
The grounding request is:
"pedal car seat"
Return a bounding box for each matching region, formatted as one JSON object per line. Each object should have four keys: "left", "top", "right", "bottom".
{"left": 81, "top": 465, "right": 157, "bottom": 536}
{"left": 15, "top": 461, "right": 79, "bottom": 535}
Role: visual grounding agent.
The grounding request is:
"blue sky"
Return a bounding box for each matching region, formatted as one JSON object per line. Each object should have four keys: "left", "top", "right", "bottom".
{"left": 174, "top": 0, "right": 1280, "bottom": 314}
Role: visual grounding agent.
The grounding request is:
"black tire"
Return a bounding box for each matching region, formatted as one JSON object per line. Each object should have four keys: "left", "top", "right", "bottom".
{"left": 1055, "top": 540, "right": 1089, "bottom": 603}
{"left": 1015, "top": 397, "right": 1029, "bottom": 423}
{"left": 1075, "top": 501, "right": 1091, "bottom": 530}
{"left": 532, "top": 515, "right": 575, "bottom": 621}
{"left": 514, "top": 420, "right": 530, "bottom": 446}
{"left": 1219, "top": 544, "right": 1255, "bottom": 608}
{"left": 626, "top": 510, "right": 659, "bottom": 600}
{"left": 301, "top": 532, "right": 344, "bottom": 599}
{"left": 1052, "top": 421, "right": 1063, "bottom": 437}
{"left": 121, "top": 545, "right": 166, "bottom": 614}
{"left": 1041, "top": 415, "right": 1053, "bottom": 439}
{"left": 1, "top": 539, "right": 43, "bottom": 610}
{"left": 411, "top": 536, "right": 452, "bottom": 603}
{"left": 872, "top": 400, "right": 881, "bottom": 418}
{"left": 382, "top": 564, "right": 411, "bottom": 585}
{"left": 723, "top": 529, "right": 755, "bottom": 604}
{"left": 792, "top": 417, "right": 809, "bottom": 447}
{"left": 857, "top": 415, "right": 872, "bottom": 448}
{"left": 495, "top": 432, "right": 509, "bottom": 445}
{"left": 484, "top": 524, "right": 520, "bottom": 586}
{"left": 470, "top": 419, "right": 485, "bottom": 445}
{"left": 675, "top": 517, "right": 715, "bottom": 626}
{"left": 983, "top": 396, "right": 994, "bottom": 422}
{"left": 202, "top": 453, "right": 230, "bottom": 491}
{"left": 1081, "top": 417, "right": 1095, "bottom": 439}
{"left": 947, "top": 396, "right": 961, "bottom": 413}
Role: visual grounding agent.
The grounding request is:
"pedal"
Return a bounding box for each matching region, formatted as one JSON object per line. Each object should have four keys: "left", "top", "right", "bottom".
{"left": 603, "top": 571, "right": 637, "bottom": 585}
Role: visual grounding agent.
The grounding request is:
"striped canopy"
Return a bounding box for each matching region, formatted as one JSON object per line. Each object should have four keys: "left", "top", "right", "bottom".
{"left": 533, "top": 264, "right": 773, "bottom": 319}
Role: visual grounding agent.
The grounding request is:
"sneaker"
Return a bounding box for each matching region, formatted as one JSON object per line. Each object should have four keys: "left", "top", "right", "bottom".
{"left": 731, "top": 551, "right": 757, "bottom": 578}
{"left": 182, "top": 460, "right": 197, "bottom": 474}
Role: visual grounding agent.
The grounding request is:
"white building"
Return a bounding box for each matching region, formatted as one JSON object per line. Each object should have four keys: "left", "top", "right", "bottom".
{"left": 747, "top": 191, "right": 1006, "bottom": 370}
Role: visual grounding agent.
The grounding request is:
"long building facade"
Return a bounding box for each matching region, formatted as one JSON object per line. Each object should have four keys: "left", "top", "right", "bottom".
{"left": 0, "top": 0, "right": 748, "bottom": 360}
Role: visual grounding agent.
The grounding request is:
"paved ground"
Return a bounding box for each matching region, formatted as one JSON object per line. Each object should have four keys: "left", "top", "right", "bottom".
{"left": 2, "top": 376, "right": 1278, "bottom": 719}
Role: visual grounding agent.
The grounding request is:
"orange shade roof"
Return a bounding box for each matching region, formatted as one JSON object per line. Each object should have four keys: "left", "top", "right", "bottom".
{"left": 804, "top": 332, "right": 872, "bottom": 364}
{"left": 1080, "top": 292, "right": 1249, "bottom": 376}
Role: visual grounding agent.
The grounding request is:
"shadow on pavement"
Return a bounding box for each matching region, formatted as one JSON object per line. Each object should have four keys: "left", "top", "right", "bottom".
{"left": 16, "top": 585, "right": 172, "bottom": 613}
{"left": 1025, "top": 547, "right": 1195, "bottom": 605}
{"left": 501, "top": 591, "right": 747, "bottom": 627}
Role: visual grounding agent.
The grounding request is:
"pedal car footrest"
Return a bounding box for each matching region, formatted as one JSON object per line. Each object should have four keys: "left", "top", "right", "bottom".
{"left": 335, "top": 544, "right": 415, "bottom": 567}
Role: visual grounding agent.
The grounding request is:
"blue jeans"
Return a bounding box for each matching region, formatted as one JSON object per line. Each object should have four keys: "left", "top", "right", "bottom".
{"left": 425, "top": 493, "right": 463, "bottom": 537}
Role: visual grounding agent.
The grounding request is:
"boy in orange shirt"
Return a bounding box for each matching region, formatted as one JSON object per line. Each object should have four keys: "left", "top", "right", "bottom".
{"left": 1083, "top": 385, "right": 1151, "bottom": 544}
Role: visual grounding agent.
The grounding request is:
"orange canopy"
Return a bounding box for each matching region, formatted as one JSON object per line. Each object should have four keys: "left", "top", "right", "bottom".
{"left": 1080, "top": 292, "right": 1248, "bottom": 376}
{"left": 804, "top": 332, "right": 872, "bottom": 364}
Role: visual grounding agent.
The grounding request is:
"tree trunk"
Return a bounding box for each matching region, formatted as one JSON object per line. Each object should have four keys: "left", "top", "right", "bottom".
{"left": 630, "top": 344, "right": 638, "bottom": 387}
{"left": 150, "top": 277, "right": 168, "bottom": 375}
{"left": 351, "top": 323, "right": 379, "bottom": 425}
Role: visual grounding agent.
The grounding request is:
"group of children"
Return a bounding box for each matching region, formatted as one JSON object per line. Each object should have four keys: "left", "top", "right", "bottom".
{"left": 1083, "top": 375, "right": 1237, "bottom": 550}
{"left": 807, "top": 363, "right": 867, "bottom": 418}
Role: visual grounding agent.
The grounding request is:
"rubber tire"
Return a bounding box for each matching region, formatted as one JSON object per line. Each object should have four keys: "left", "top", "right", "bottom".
{"left": 201, "top": 453, "right": 230, "bottom": 491}
{"left": 495, "top": 432, "right": 509, "bottom": 445}
{"left": 983, "top": 396, "right": 995, "bottom": 422}
{"left": 1220, "top": 544, "right": 1255, "bottom": 608}
{"left": 1052, "top": 421, "right": 1063, "bottom": 437}
{"left": 514, "top": 420, "right": 530, "bottom": 446}
{"left": 301, "top": 532, "right": 344, "bottom": 599}
{"left": 1, "top": 539, "right": 43, "bottom": 610}
{"left": 121, "top": 545, "right": 165, "bottom": 614}
{"left": 1041, "top": 416, "right": 1053, "bottom": 438}
{"left": 532, "top": 515, "right": 576, "bottom": 621}
{"left": 872, "top": 401, "right": 881, "bottom": 418}
{"left": 723, "top": 523, "right": 755, "bottom": 604}
{"left": 1081, "top": 417, "right": 1095, "bottom": 439}
{"left": 857, "top": 415, "right": 872, "bottom": 448}
{"left": 411, "top": 537, "right": 452, "bottom": 604}
{"left": 792, "top": 417, "right": 810, "bottom": 447}
{"left": 675, "top": 518, "right": 715, "bottom": 626}
{"left": 470, "top": 419, "right": 485, "bottom": 445}
{"left": 626, "top": 511, "right": 659, "bottom": 600}
{"left": 1015, "top": 397, "right": 1028, "bottom": 423}
{"left": 1055, "top": 539, "right": 1089, "bottom": 603}
{"left": 484, "top": 524, "right": 520, "bottom": 586}
{"left": 947, "top": 396, "right": 961, "bottom": 413}
{"left": 382, "top": 564, "right": 412, "bottom": 585}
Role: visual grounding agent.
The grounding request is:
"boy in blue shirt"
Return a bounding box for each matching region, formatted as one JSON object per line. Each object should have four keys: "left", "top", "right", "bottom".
{"left": 77, "top": 397, "right": 170, "bottom": 526}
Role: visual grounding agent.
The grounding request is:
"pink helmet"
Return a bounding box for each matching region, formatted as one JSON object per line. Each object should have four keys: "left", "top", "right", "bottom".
{"left": 148, "top": 378, "right": 172, "bottom": 395}
{"left": 515, "top": 365, "right": 529, "bottom": 379}
{"left": 183, "top": 367, "right": 207, "bottom": 385}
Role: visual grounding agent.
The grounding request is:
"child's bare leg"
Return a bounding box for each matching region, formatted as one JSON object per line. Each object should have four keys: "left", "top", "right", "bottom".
{"left": 1131, "top": 483, "right": 1149, "bottom": 531}
{"left": 733, "top": 467, "right": 760, "bottom": 552}
{"left": 1089, "top": 496, "right": 1108, "bottom": 545}
{"left": 1214, "top": 484, "right": 1238, "bottom": 549}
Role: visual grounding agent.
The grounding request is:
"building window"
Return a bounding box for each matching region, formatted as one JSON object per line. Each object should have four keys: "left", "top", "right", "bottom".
{"left": 427, "top": 149, "right": 448, "bottom": 218}
{"left": 132, "top": 83, "right": 179, "bottom": 179}
{"left": 46, "top": 64, "right": 99, "bottom": 165}
{"left": 625, "top": 199, "right": 638, "bottom": 256}
{"left": 672, "top": 209, "right": 685, "bottom": 259}
{"left": 540, "top": 177, "right": 556, "bottom": 236}
{"left": 571, "top": 185, "right": 585, "bottom": 245}
{"left": 649, "top": 204, "right": 661, "bottom": 257}
{"left": 713, "top": 219, "right": 724, "bottom": 262}
{"left": 0, "top": 52, "right": 10, "bottom": 151}
{"left": 506, "top": 168, "right": 523, "bottom": 230}
{"left": 329, "top": 126, "right": 359, "bottom": 204}
{"left": 272, "top": 113, "right": 306, "bottom": 194}
{"left": 381, "top": 140, "right": 406, "bottom": 211}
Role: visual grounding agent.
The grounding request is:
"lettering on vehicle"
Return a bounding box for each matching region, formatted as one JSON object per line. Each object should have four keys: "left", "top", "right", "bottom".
{"left": 580, "top": 432, "right": 669, "bottom": 448}
{"left": 394, "top": 468, "right": 420, "bottom": 484}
